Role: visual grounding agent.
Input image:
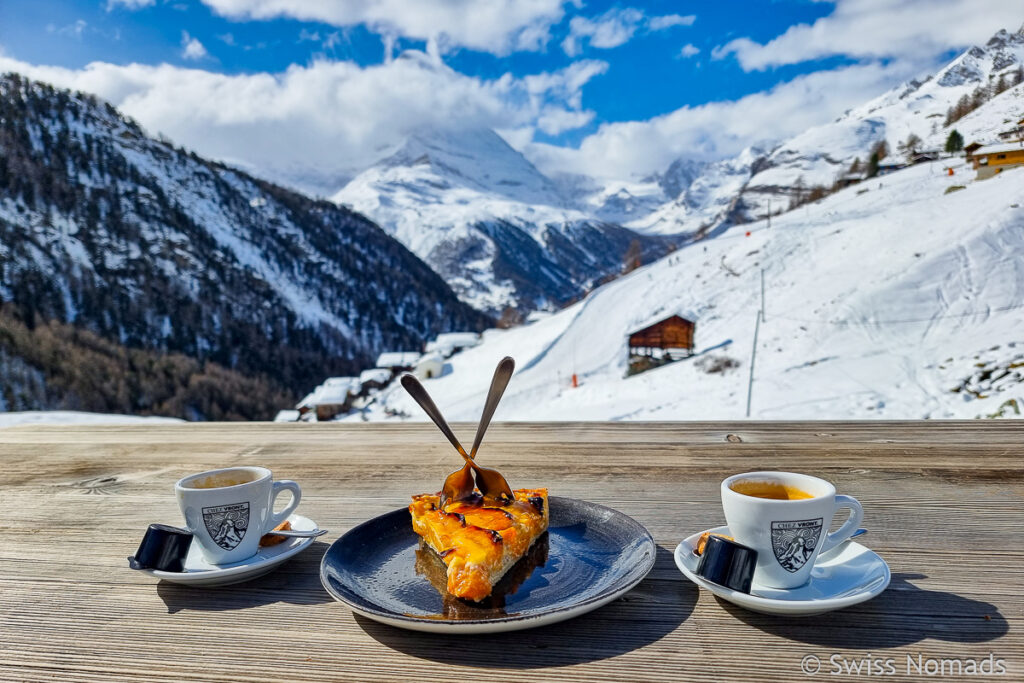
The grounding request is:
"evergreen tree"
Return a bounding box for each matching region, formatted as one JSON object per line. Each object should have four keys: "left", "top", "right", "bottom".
{"left": 849, "top": 157, "right": 862, "bottom": 174}
{"left": 945, "top": 129, "right": 964, "bottom": 154}
{"left": 872, "top": 139, "right": 889, "bottom": 161}
{"left": 995, "top": 73, "right": 1009, "bottom": 96}
{"left": 970, "top": 86, "right": 987, "bottom": 110}
{"left": 867, "top": 152, "right": 880, "bottom": 178}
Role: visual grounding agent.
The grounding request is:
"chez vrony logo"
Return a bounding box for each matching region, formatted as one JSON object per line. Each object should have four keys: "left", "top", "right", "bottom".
{"left": 772, "top": 518, "right": 823, "bottom": 572}
{"left": 202, "top": 502, "right": 250, "bottom": 550}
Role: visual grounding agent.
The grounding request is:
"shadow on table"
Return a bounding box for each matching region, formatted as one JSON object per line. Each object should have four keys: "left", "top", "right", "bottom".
{"left": 357, "top": 546, "right": 696, "bottom": 668}
{"left": 717, "top": 573, "right": 1009, "bottom": 648}
{"left": 157, "top": 541, "right": 333, "bottom": 614}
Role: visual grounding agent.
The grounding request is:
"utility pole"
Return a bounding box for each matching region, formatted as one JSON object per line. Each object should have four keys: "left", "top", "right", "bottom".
{"left": 746, "top": 310, "right": 761, "bottom": 418}
{"left": 760, "top": 268, "right": 766, "bottom": 323}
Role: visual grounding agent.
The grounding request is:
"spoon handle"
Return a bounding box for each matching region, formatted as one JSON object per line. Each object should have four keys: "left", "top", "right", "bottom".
{"left": 470, "top": 357, "right": 515, "bottom": 460}
{"left": 401, "top": 374, "right": 468, "bottom": 457}
{"left": 262, "top": 529, "right": 328, "bottom": 538}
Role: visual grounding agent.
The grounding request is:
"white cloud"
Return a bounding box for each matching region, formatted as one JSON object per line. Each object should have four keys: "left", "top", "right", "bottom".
{"left": 562, "top": 8, "right": 643, "bottom": 56}
{"left": 524, "top": 59, "right": 928, "bottom": 180}
{"left": 46, "top": 20, "right": 88, "bottom": 39}
{"left": 197, "top": 0, "right": 571, "bottom": 56}
{"left": 714, "top": 0, "right": 1024, "bottom": 71}
{"left": 679, "top": 44, "right": 700, "bottom": 58}
{"left": 648, "top": 14, "right": 696, "bottom": 31}
{"left": 181, "top": 32, "right": 209, "bottom": 60}
{"left": 106, "top": 0, "right": 155, "bottom": 9}
{"left": 0, "top": 53, "right": 606, "bottom": 194}
{"left": 562, "top": 7, "right": 694, "bottom": 56}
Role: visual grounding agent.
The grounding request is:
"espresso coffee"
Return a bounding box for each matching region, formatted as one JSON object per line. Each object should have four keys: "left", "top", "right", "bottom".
{"left": 730, "top": 480, "right": 814, "bottom": 500}
{"left": 176, "top": 466, "right": 302, "bottom": 565}
{"left": 721, "top": 471, "right": 864, "bottom": 589}
{"left": 188, "top": 472, "right": 258, "bottom": 489}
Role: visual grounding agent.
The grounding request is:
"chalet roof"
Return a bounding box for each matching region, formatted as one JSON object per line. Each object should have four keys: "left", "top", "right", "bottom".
{"left": 628, "top": 312, "right": 696, "bottom": 337}
{"left": 359, "top": 368, "right": 392, "bottom": 385}
{"left": 376, "top": 351, "right": 421, "bottom": 367}
{"left": 296, "top": 378, "right": 356, "bottom": 409}
{"left": 974, "top": 142, "right": 1024, "bottom": 156}
{"left": 273, "top": 410, "right": 300, "bottom": 422}
{"left": 416, "top": 352, "right": 445, "bottom": 367}
{"left": 426, "top": 332, "right": 481, "bottom": 354}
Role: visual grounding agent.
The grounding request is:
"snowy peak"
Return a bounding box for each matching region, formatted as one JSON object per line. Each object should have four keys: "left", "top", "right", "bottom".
{"left": 374, "top": 127, "right": 566, "bottom": 207}
{"left": 335, "top": 126, "right": 675, "bottom": 312}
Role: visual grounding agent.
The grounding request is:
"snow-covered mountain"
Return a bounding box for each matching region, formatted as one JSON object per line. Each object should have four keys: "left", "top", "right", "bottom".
{"left": 346, "top": 32, "right": 1024, "bottom": 422}
{"left": 0, "top": 74, "right": 490, "bottom": 396}
{"left": 356, "top": 151, "right": 1024, "bottom": 422}
{"left": 577, "top": 26, "right": 1024, "bottom": 239}
{"left": 654, "top": 27, "right": 1024, "bottom": 233}
{"left": 334, "top": 127, "right": 676, "bottom": 313}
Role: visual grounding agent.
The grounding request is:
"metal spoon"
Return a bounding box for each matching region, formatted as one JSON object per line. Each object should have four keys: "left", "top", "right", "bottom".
{"left": 400, "top": 373, "right": 475, "bottom": 503}
{"left": 260, "top": 528, "right": 328, "bottom": 538}
{"left": 400, "top": 373, "right": 470, "bottom": 458}
{"left": 463, "top": 358, "right": 516, "bottom": 501}
{"left": 469, "top": 357, "right": 515, "bottom": 460}
{"left": 400, "top": 372, "right": 513, "bottom": 503}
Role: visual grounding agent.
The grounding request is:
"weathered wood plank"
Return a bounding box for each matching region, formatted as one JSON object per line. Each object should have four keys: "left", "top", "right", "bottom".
{"left": 0, "top": 421, "right": 1021, "bottom": 682}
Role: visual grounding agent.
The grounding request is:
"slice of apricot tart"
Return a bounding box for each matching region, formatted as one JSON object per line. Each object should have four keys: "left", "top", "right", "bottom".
{"left": 409, "top": 488, "right": 549, "bottom": 602}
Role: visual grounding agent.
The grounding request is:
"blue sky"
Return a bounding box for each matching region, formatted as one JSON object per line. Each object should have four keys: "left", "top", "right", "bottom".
{"left": 0, "top": 1, "right": 1018, "bottom": 189}
{"left": 2, "top": 0, "right": 841, "bottom": 140}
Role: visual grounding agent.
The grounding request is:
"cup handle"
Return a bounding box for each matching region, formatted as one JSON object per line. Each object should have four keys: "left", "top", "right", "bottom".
{"left": 818, "top": 494, "right": 863, "bottom": 555}
{"left": 266, "top": 480, "right": 302, "bottom": 532}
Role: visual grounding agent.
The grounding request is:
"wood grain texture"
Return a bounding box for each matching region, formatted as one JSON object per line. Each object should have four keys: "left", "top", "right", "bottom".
{"left": 0, "top": 421, "right": 1021, "bottom": 682}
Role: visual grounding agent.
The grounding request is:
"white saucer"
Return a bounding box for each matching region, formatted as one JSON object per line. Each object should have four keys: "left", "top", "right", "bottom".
{"left": 133, "top": 514, "right": 321, "bottom": 587}
{"left": 674, "top": 525, "right": 890, "bottom": 616}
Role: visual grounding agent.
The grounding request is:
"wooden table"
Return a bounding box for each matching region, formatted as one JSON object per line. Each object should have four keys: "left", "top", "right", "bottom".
{"left": 1, "top": 422, "right": 1021, "bottom": 681}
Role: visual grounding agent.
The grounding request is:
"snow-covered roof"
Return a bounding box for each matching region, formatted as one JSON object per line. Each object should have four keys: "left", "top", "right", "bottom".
{"left": 359, "top": 368, "right": 392, "bottom": 385}
{"left": 376, "top": 351, "right": 421, "bottom": 367}
{"left": 324, "top": 376, "right": 358, "bottom": 389}
{"left": 629, "top": 311, "right": 697, "bottom": 335}
{"left": 426, "top": 332, "right": 480, "bottom": 354}
{"left": 297, "top": 379, "right": 356, "bottom": 408}
{"left": 417, "top": 352, "right": 445, "bottom": 367}
{"left": 273, "top": 410, "right": 300, "bottom": 422}
{"left": 974, "top": 143, "right": 1024, "bottom": 156}
{"left": 433, "top": 332, "right": 480, "bottom": 347}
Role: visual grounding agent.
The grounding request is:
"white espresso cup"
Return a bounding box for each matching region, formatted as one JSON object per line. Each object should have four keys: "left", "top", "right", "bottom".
{"left": 721, "top": 471, "right": 863, "bottom": 589}
{"left": 175, "top": 466, "right": 301, "bottom": 565}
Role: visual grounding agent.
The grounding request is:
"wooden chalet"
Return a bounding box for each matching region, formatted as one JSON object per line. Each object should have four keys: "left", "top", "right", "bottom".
{"left": 628, "top": 315, "right": 696, "bottom": 359}
{"left": 972, "top": 142, "right": 1024, "bottom": 180}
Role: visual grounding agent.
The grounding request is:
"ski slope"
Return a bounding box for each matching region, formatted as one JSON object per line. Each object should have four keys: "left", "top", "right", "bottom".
{"left": 357, "top": 158, "right": 1024, "bottom": 422}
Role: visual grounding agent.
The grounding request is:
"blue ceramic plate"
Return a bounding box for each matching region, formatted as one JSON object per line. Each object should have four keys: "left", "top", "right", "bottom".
{"left": 320, "top": 497, "right": 656, "bottom": 633}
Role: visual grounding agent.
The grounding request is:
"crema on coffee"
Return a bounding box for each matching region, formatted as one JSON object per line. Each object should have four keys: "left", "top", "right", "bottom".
{"left": 729, "top": 480, "right": 815, "bottom": 500}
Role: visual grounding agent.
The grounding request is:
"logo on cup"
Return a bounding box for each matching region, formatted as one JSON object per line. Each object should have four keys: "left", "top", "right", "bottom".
{"left": 203, "top": 502, "right": 250, "bottom": 550}
{"left": 771, "top": 518, "right": 823, "bottom": 572}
